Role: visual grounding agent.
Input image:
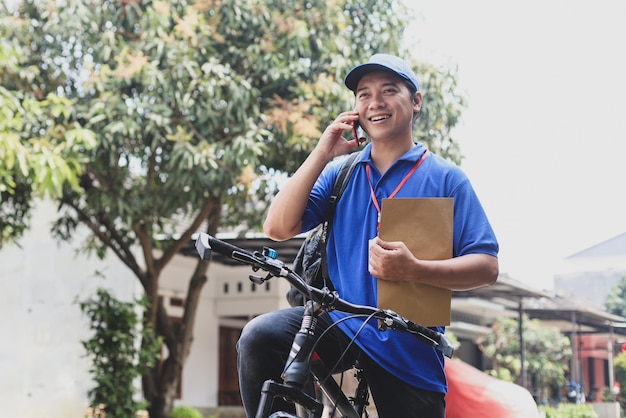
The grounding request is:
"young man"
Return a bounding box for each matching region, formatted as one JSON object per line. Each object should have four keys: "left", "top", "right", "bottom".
{"left": 238, "top": 54, "right": 499, "bottom": 417}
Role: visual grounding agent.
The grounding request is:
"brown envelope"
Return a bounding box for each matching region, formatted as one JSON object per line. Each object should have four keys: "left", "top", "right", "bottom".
{"left": 377, "top": 198, "right": 453, "bottom": 326}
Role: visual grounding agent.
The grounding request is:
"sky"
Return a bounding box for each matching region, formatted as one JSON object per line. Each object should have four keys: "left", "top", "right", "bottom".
{"left": 402, "top": 0, "right": 626, "bottom": 290}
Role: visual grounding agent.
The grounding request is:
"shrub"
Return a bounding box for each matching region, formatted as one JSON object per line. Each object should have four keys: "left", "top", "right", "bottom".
{"left": 80, "top": 288, "right": 161, "bottom": 418}
{"left": 538, "top": 403, "right": 598, "bottom": 418}
{"left": 170, "top": 405, "right": 203, "bottom": 418}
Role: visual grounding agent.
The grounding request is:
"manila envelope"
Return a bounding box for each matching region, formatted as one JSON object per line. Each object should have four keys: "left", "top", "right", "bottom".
{"left": 377, "top": 198, "right": 453, "bottom": 327}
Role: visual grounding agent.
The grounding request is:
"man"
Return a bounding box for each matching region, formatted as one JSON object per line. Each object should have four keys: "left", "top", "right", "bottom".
{"left": 238, "top": 53, "right": 499, "bottom": 417}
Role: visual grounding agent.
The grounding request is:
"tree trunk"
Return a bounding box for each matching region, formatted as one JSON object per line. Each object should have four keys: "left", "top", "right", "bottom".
{"left": 145, "top": 302, "right": 185, "bottom": 418}
{"left": 145, "top": 203, "right": 220, "bottom": 418}
{"left": 147, "top": 367, "right": 179, "bottom": 418}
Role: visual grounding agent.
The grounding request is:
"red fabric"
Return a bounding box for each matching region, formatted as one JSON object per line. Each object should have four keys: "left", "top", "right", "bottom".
{"left": 445, "top": 358, "right": 540, "bottom": 418}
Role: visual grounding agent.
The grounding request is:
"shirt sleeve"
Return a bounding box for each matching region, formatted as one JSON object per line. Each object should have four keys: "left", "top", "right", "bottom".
{"left": 300, "top": 161, "right": 340, "bottom": 233}
{"left": 449, "top": 175, "right": 499, "bottom": 258}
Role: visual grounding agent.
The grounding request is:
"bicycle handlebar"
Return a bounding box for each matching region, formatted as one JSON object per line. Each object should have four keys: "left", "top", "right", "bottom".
{"left": 195, "top": 232, "right": 454, "bottom": 358}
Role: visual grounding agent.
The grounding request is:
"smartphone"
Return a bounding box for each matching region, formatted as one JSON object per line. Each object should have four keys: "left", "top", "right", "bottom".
{"left": 352, "top": 120, "right": 366, "bottom": 146}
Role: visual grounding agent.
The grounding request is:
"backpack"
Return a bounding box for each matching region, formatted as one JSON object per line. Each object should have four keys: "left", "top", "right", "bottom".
{"left": 287, "top": 151, "right": 361, "bottom": 306}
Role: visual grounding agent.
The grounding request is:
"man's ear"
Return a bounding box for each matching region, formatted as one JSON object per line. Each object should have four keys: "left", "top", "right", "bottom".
{"left": 413, "top": 91, "right": 423, "bottom": 112}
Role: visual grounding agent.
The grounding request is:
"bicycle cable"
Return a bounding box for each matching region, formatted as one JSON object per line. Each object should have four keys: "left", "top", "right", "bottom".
{"left": 307, "top": 311, "right": 379, "bottom": 415}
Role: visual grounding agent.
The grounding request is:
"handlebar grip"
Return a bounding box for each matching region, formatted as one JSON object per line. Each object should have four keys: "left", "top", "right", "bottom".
{"left": 195, "top": 233, "right": 253, "bottom": 260}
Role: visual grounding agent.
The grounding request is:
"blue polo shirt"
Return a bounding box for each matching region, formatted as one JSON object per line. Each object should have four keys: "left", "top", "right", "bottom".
{"left": 301, "top": 142, "right": 499, "bottom": 393}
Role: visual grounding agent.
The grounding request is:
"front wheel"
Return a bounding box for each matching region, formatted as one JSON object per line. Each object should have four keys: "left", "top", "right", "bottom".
{"left": 268, "top": 412, "right": 299, "bottom": 418}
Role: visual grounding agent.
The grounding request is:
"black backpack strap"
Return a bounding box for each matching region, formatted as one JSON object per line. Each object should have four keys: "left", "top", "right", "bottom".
{"left": 326, "top": 150, "right": 362, "bottom": 231}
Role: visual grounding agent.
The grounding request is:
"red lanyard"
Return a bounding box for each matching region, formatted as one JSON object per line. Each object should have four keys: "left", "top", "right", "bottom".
{"left": 366, "top": 150, "right": 429, "bottom": 229}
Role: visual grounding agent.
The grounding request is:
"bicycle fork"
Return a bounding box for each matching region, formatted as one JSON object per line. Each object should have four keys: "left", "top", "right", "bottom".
{"left": 255, "top": 301, "right": 325, "bottom": 418}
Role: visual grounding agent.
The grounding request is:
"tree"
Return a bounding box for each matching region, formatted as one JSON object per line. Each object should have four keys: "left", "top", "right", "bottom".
{"left": 605, "top": 275, "right": 626, "bottom": 318}
{"left": 3, "top": 0, "right": 467, "bottom": 416}
{"left": 476, "top": 316, "right": 572, "bottom": 399}
{"left": 0, "top": 14, "right": 96, "bottom": 248}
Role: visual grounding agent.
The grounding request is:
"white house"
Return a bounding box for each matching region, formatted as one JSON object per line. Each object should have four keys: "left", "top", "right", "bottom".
{"left": 554, "top": 232, "right": 626, "bottom": 309}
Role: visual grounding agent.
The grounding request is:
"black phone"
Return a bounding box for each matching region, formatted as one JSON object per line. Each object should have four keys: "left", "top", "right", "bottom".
{"left": 352, "top": 120, "right": 366, "bottom": 145}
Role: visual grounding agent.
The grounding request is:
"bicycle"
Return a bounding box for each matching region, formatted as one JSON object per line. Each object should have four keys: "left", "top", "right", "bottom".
{"left": 195, "top": 232, "right": 454, "bottom": 418}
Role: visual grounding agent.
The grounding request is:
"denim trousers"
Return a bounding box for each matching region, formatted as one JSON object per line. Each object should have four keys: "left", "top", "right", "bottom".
{"left": 236, "top": 306, "right": 446, "bottom": 418}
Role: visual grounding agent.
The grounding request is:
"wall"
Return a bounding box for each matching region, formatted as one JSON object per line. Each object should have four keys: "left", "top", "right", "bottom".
{"left": 0, "top": 200, "right": 140, "bottom": 417}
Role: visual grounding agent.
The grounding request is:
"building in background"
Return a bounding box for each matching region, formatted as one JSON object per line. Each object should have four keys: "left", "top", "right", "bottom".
{"left": 555, "top": 232, "right": 626, "bottom": 308}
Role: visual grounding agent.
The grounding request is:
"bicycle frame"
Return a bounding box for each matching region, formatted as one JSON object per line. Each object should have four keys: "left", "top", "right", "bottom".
{"left": 257, "top": 299, "right": 369, "bottom": 418}
{"left": 195, "top": 233, "right": 453, "bottom": 418}
{"left": 308, "top": 349, "right": 371, "bottom": 418}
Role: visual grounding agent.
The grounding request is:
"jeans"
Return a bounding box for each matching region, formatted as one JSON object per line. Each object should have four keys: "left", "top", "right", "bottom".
{"left": 236, "top": 306, "right": 446, "bottom": 417}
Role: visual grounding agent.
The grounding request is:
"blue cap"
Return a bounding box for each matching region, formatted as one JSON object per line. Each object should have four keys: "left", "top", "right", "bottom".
{"left": 344, "top": 54, "right": 420, "bottom": 93}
